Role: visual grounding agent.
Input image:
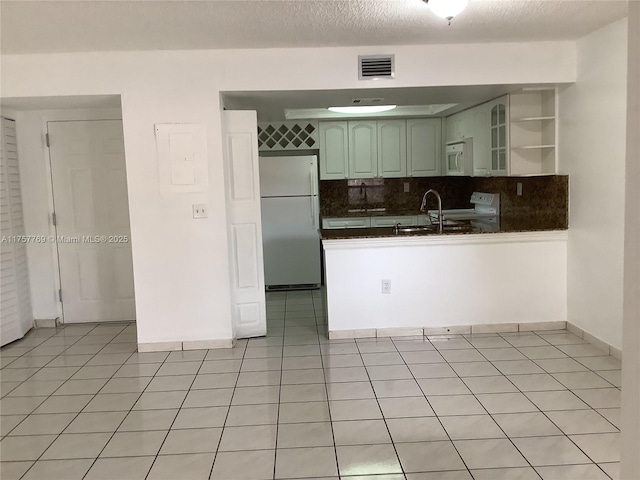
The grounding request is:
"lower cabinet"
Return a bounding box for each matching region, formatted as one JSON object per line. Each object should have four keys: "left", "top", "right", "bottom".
{"left": 370, "top": 216, "right": 418, "bottom": 227}
{"left": 322, "top": 215, "right": 429, "bottom": 229}
{"left": 322, "top": 217, "right": 371, "bottom": 229}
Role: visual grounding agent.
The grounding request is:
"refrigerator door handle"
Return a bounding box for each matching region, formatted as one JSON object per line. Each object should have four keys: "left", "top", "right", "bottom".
{"left": 309, "top": 165, "right": 317, "bottom": 196}
{"left": 310, "top": 195, "right": 316, "bottom": 228}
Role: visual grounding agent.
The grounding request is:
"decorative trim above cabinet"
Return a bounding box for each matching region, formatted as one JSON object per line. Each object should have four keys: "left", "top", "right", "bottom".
{"left": 257, "top": 121, "right": 318, "bottom": 151}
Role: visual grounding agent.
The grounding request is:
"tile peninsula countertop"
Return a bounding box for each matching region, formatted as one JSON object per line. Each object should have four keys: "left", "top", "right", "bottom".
{"left": 320, "top": 215, "right": 567, "bottom": 240}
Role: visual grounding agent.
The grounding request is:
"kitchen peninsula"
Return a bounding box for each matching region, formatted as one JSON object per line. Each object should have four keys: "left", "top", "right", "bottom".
{"left": 320, "top": 175, "right": 569, "bottom": 339}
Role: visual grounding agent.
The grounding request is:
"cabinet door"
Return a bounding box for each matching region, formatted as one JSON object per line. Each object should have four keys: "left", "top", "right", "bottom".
{"left": 490, "top": 100, "right": 509, "bottom": 176}
{"left": 321, "top": 217, "right": 371, "bottom": 229}
{"left": 472, "top": 106, "right": 491, "bottom": 176}
{"left": 407, "top": 119, "right": 442, "bottom": 177}
{"left": 348, "top": 121, "right": 377, "bottom": 178}
{"left": 377, "top": 120, "right": 406, "bottom": 178}
{"left": 319, "top": 121, "right": 348, "bottom": 179}
{"left": 370, "top": 215, "right": 417, "bottom": 227}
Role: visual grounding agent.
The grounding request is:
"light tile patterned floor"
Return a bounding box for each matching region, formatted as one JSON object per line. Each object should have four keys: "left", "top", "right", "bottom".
{"left": 0, "top": 290, "right": 621, "bottom": 479}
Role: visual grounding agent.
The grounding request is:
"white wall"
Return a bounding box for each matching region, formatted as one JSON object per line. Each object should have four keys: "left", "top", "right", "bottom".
{"left": 0, "top": 41, "right": 577, "bottom": 346}
{"left": 16, "top": 108, "right": 122, "bottom": 321}
{"left": 324, "top": 233, "right": 568, "bottom": 333}
{"left": 558, "top": 18, "right": 628, "bottom": 350}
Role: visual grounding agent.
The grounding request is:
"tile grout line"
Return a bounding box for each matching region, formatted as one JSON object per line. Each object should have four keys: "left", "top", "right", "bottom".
{"left": 8, "top": 322, "right": 133, "bottom": 479}
{"left": 206, "top": 334, "right": 249, "bottom": 480}
{"left": 78, "top": 335, "right": 169, "bottom": 480}
{"left": 472, "top": 331, "right": 617, "bottom": 479}
{"left": 144, "top": 346, "right": 212, "bottom": 480}
{"left": 269, "top": 292, "right": 287, "bottom": 480}
{"left": 393, "top": 334, "right": 477, "bottom": 478}
{"left": 312, "top": 291, "right": 342, "bottom": 480}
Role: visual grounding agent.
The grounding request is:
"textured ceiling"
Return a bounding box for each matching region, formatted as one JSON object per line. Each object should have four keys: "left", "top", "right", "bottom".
{"left": 0, "top": 0, "right": 629, "bottom": 55}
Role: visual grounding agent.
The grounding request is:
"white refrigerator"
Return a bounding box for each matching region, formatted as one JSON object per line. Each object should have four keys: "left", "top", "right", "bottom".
{"left": 259, "top": 155, "right": 321, "bottom": 289}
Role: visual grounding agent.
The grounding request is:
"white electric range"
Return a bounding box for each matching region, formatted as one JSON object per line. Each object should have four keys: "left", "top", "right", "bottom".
{"left": 428, "top": 192, "right": 501, "bottom": 232}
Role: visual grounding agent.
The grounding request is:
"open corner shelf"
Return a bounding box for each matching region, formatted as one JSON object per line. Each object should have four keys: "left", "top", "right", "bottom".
{"left": 513, "top": 116, "right": 555, "bottom": 122}
{"left": 514, "top": 144, "right": 556, "bottom": 150}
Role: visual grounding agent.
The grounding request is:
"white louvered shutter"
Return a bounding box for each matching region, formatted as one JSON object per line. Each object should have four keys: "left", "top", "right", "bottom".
{"left": 1, "top": 117, "right": 33, "bottom": 346}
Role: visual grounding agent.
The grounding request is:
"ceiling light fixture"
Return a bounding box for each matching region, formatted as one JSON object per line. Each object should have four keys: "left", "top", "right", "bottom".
{"left": 328, "top": 105, "right": 397, "bottom": 114}
{"left": 423, "top": 0, "right": 469, "bottom": 24}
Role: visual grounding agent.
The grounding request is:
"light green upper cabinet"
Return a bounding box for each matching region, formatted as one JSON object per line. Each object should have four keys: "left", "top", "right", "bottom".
{"left": 319, "top": 117, "right": 442, "bottom": 179}
{"left": 377, "top": 120, "right": 407, "bottom": 178}
{"left": 348, "top": 121, "right": 378, "bottom": 178}
{"left": 319, "top": 121, "right": 349, "bottom": 179}
{"left": 407, "top": 118, "right": 442, "bottom": 177}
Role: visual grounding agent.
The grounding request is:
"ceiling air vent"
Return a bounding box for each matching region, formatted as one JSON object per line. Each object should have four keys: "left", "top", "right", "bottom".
{"left": 359, "top": 55, "right": 395, "bottom": 80}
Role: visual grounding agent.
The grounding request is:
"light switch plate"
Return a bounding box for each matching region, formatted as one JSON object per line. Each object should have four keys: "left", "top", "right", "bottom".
{"left": 517, "top": 183, "right": 523, "bottom": 196}
{"left": 193, "top": 203, "right": 207, "bottom": 219}
{"left": 404, "top": 182, "right": 410, "bottom": 193}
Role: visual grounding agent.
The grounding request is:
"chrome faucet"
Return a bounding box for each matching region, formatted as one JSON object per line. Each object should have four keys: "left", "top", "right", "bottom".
{"left": 420, "top": 189, "right": 443, "bottom": 234}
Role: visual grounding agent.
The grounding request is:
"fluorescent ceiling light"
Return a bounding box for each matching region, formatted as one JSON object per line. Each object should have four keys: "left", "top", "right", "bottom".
{"left": 328, "top": 105, "right": 396, "bottom": 114}
{"left": 285, "top": 104, "right": 459, "bottom": 120}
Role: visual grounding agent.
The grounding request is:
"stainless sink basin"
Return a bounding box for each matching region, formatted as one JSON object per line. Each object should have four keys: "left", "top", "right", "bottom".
{"left": 394, "top": 222, "right": 473, "bottom": 235}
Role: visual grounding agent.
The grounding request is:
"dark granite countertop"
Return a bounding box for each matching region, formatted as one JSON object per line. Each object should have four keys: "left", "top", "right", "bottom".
{"left": 322, "top": 209, "right": 425, "bottom": 218}
{"left": 320, "top": 215, "right": 567, "bottom": 240}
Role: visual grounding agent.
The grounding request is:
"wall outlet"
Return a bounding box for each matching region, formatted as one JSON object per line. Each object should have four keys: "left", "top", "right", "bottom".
{"left": 382, "top": 279, "right": 392, "bottom": 294}
{"left": 193, "top": 203, "right": 208, "bottom": 219}
{"left": 517, "top": 182, "right": 523, "bottom": 196}
{"left": 404, "top": 182, "right": 410, "bottom": 193}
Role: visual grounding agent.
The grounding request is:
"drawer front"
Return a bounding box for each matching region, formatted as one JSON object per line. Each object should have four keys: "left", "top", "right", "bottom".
{"left": 322, "top": 217, "right": 371, "bottom": 229}
{"left": 370, "top": 216, "right": 418, "bottom": 228}
{"left": 417, "top": 215, "right": 432, "bottom": 226}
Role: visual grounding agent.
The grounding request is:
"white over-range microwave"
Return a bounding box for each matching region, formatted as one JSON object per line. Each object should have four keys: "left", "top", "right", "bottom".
{"left": 445, "top": 138, "right": 473, "bottom": 176}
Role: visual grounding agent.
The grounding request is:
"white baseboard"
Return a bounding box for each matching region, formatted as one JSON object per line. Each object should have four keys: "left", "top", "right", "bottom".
{"left": 472, "top": 323, "right": 519, "bottom": 334}
{"left": 183, "top": 339, "right": 233, "bottom": 350}
{"left": 34, "top": 318, "right": 60, "bottom": 328}
{"left": 329, "top": 320, "right": 570, "bottom": 340}
{"left": 424, "top": 325, "right": 472, "bottom": 335}
{"left": 376, "top": 327, "right": 423, "bottom": 338}
{"left": 566, "top": 322, "right": 622, "bottom": 360}
{"left": 138, "top": 341, "right": 182, "bottom": 353}
{"left": 519, "top": 321, "right": 567, "bottom": 332}
{"left": 138, "top": 338, "right": 234, "bottom": 353}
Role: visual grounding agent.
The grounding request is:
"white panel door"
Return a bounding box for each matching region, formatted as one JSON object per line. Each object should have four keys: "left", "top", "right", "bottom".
{"left": 48, "top": 120, "right": 135, "bottom": 323}
{"left": 222, "top": 111, "right": 267, "bottom": 339}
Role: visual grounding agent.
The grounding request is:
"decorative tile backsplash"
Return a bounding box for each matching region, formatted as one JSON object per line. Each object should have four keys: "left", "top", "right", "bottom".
{"left": 320, "top": 175, "right": 568, "bottom": 229}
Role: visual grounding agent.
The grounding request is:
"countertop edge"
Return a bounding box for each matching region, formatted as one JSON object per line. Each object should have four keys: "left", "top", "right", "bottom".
{"left": 321, "top": 230, "right": 569, "bottom": 249}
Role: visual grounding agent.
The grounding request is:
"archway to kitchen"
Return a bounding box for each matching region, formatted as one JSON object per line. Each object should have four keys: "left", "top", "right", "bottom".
{"left": 220, "top": 84, "right": 527, "bottom": 342}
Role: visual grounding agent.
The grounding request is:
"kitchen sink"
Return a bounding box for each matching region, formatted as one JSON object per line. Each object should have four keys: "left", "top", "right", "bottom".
{"left": 394, "top": 222, "right": 474, "bottom": 235}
